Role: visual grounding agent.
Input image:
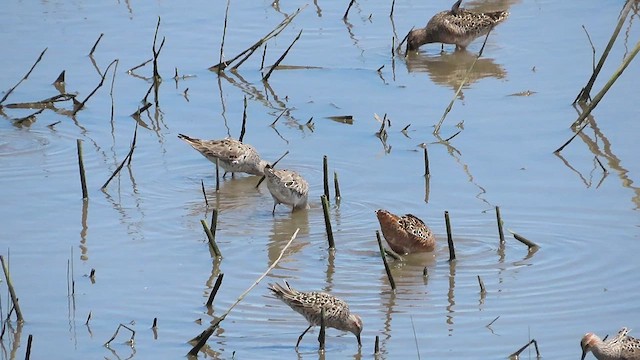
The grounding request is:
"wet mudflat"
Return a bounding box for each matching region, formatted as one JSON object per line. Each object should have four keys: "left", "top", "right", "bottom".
{"left": 1, "top": 0, "right": 640, "bottom": 359}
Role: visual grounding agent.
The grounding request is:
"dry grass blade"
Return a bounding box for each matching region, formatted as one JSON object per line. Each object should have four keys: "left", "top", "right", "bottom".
{"left": 263, "top": 29, "right": 303, "bottom": 81}
{"left": 187, "top": 229, "right": 300, "bottom": 356}
{"left": 1, "top": 48, "right": 47, "bottom": 105}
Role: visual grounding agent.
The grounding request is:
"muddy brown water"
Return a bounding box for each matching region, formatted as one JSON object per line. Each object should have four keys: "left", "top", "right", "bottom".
{"left": 1, "top": 1, "right": 640, "bottom": 359}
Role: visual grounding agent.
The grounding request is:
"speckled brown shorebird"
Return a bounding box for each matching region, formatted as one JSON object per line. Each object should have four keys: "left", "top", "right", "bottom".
{"left": 177, "top": 134, "right": 269, "bottom": 177}
{"left": 406, "top": 0, "right": 509, "bottom": 52}
{"left": 376, "top": 209, "right": 436, "bottom": 254}
{"left": 581, "top": 327, "right": 640, "bottom": 360}
{"left": 264, "top": 165, "right": 309, "bottom": 214}
{"left": 268, "top": 281, "right": 363, "bottom": 349}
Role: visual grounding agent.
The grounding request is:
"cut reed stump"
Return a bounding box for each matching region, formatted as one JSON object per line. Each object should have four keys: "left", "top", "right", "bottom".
{"left": 0, "top": 255, "right": 24, "bottom": 322}
{"left": 376, "top": 231, "right": 396, "bottom": 291}
{"left": 201, "top": 219, "right": 222, "bottom": 257}
{"left": 445, "top": 211, "right": 456, "bottom": 261}
{"left": 77, "top": 140, "right": 88, "bottom": 199}
{"left": 321, "top": 195, "right": 335, "bottom": 249}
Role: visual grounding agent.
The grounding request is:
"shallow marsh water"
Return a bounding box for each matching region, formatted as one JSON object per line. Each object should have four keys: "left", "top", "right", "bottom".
{"left": 1, "top": 0, "right": 640, "bottom": 359}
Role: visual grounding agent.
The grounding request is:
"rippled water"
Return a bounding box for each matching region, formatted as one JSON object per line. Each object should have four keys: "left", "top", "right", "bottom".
{"left": 1, "top": 0, "right": 640, "bottom": 359}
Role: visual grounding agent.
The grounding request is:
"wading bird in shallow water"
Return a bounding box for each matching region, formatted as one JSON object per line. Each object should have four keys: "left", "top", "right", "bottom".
{"left": 177, "top": 134, "right": 270, "bottom": 177}
{"left": 264, "top": 165, "right": 309, "bottom": 214}
{"left": 268, "top": 281, "right": 363, "bottom": 349}
{"left": 581, "top": 327, "right": 640, "bottom": 360}
{"left": 376, "top": 209, "right": 436, "bottom": 254}
{"left": 406, "top": 0, "right": 509, "bottom": 53}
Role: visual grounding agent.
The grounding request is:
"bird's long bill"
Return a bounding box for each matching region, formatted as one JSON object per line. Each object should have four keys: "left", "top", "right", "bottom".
{"left": 356, "top": 333, "right": 362, "bottom": 348}
{"left": 580, "top": 349, "right": 587, "bottom": 360}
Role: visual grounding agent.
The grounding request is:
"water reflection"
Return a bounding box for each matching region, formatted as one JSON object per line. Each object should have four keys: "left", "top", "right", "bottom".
{"left": 267, "top": 210, "right": 310, "bottom": 268}
{"left": 405, "top": 51, "right": 507, "bottom": 91}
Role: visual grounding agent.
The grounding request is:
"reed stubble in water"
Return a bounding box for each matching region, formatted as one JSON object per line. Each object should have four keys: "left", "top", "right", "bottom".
{"left": 263, "top": 29, "right": 303, "bottom": 81}
{"left": 76, "top": 139, "right": 88, "bottom": 199}
{"left": 104, "top": 323, "right": 135, "bottom": 347}
{"left": 188, "top": 229, "right": 300, "bottom": 356}
{"left": 495, "top": 206, "right": 505, "bottom": 244}
{"left": 318, "top": 307, "right": 326, "bottom": 352}
{"left": 72, "top": 59, "right": 118, "bottom": 116}
{"left": 508, "top": 339, "right": 540, "bottom": 359}
{"left": 206, "top": 273, "right": 224, "bottom": 307}
{"left": 321, "top": 195, "right": 335, "bottom": 249}
{"left": 445, "top": 211, "right": 456, "bottom": 261}
{"left": 323, "top": 155, "right": 330, "bottom": 200}
{"left": 201, "top": 219, "right": 222, "bottom": 258}
{"left": 376, "top": 230, "right": 396, "bottom": 291}
{"left": 0, "top": 255, "right": 24, "bottom": 322}
{"left": 0, "top": 48, "right": 47, "bottom": 105}
{"left": 101, "top": 123, "right": 138, "bottom": 190}
{"left": 508, "top": 229, "right": 539, "bottom": 250}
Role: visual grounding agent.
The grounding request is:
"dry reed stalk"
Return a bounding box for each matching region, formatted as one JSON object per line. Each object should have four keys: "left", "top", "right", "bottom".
{"left": 206, "top": 273, "right": 224, "bottom": 307}
{"left": 445, "top": 211, "right": 455, "bottom": 262}
{"left": 201, "top": 180, "right": 209, "bottom": 207}
{"left": 187, "top": 229, "right": 300, "bottom": 356}
{"left": 321, "top": 195, "right": 335, "bottom": 249}
{"left": 508, "top": 339, "right": 540, "bottom": 359}
{"left": 201, "top": 219, "right": 222, "bottom": 258}
{"left": 263, "top": 29, "right": 303, "bottom": 81}
{"left": 239, "top": 95, "right": 247, "bottom": 142}
{"left": 25, "top": 334, "right": 33, "bottom": 360}
{"left": 323, "top": 155, "right": 330, "bottom": 200}
{"left": 434, "top": 29, "right": 492, "bottom": 134}
{"left": 477, "top": 275, "right": 486, "bottom": 294}
{"left": 495, "top": 206, "right": 505, "bottom": 244}
{"left": 89, "top": 33, "right": 104, "bottom": 56}
{"left": 0, "top": 255, "right": 24, "bottom": 322}
{"left": 0, "top": 48, "right": 47, "bottom": 105}
{"left": 374, "top": 335, "right": 380, "bottom": 354}
{"left": 508, "top": 229, "right": 539, "bottom": 250}
{"left": 104, "top": 323, "right": 135, "bottom": 347}
{"left": 376, "top": 231, "right": 396, "bottom": 291}
{"left": 101, "top": 122, "right": 138, "bottom": 190}
{"left": 333, "top": 171, "right": 341, "bottom": 201}
{"left": 77, "top": 140, "right": 88, "bottom": 199}
{"left": 210, "top": 7, "right": 306, "bottom": 72}
{"left": 423, "top": 146, "right": 430, "bottom": 177}
{"left": 574, "top": 0, "right": 633, "bottom": 104}
{"left": 215, "top": 158, "right": 220, "bottom": 191}
{"left": 73, "top": 59, "right": 118, "bottom": 115}
{"left": 217, "top": 0, "right": 231, "bottom": 74}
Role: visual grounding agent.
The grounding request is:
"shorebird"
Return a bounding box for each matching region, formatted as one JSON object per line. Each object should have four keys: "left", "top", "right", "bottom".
{"left": 581, "top": 327, "right": 640, "bottom": 360}
{"left": 177, "top": 134, "right": 269, "bottom": 177}
{"left": 264, "top": 165, "right": 309, "bottom": 214}
{"left": 406, "top": 0, "right": 509, "bottom": 52}
{"left": 268, "top": 281, "right": 363, "bottom": 349}
{"left": 376, "top": 209, "right": 436, "bottom": 254}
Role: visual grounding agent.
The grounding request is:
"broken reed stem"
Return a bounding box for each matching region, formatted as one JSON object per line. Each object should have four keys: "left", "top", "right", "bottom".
{"left": 269, "top": 107, "right": 288, "bottom": 127}
{"left": 187, "top": 229, "right": 300, "bottom": 356}
{"left": 260, "top": 43, "right": 268, "bottom": 70}
{"left": 0, "top": 47, "right": 47, "bottom": 105}
{"left": 256, "top": 150, "right": 290, "bottom": 188}
{"left": 568, "top": 39, "right": 640, "bottom": 129}
{"left": 25, "top": 334, "right": 33, "bottom": 360}
{"left": 152, "top": 318, "right": 158, "bottom": 329}
{"left": 508, "top": 339, "right": 540, "bottom": 359}
{"left": 376, "top": 231, "right": 396, "bottom": 291}
{"left": 486, "top": 315, "right": 500, "bottom": 327}
{"left": 323, "top": 155, "right": 330, "bottom": 200}
{"left": 104, "top": 323, "right": 136, "bottom": 347}
{"left": 239, "top": 95, "right": 247, "bottom": 142}
{"left": 152, "top": 17, "right": 163, "bottom": 83}
{"left": 318, "top": 307, "right": 326, "bottom": 352}
{"left": 410, "top": 315, "right": 421, "bottom": 360}
{"left": 206, "top": 273, "right": 225, "bottom": 307}
{"left": 73, "top": 59, "right": 118, "bottom": 115}
{"left": 101, "top": 123, "right": 138, "bottom": 190}
{"left": 333, "top": 171, "right": 341, "bottom": 201}
{"left": 508, "top": 230, "right": 539, "bottom": 250}
{"left": 89, "top": 33, "right": 104, "bottom": 56}
{"left": 477, "top": 275, "right": 486, "bottom": 294}
{"left": 390, "top": 0, "right": 396, "bottom": 18}
{"left": 343, "top": 0, "right": 356, "bottom": 20}
{"left": 217, "top": 0, "right": 231, "bottom": 75}
{"left": 496, "top": 206, "right": 505, "bottom": 244}
{"left": 210, "top": 208, "right": 218, "bottom": 237}
{"left": 581, "top": 25, "right": 596, "bottom": 72}
{"left": 0, "top": 255, "right": 24, "bottom": 322}
{"left": 201, "top": 180, "right": 209, "bottom": 207}
{"left": 77, "top": 140, "right": 88, "bottom": 199}
{"left": 210, "top": 7, "right": 306, "bottom": 72}
{"left": 574, "top": 0, "right": 633, "bottom": 104}
{"left": 320, "top": 195, "right": 335, "bottom": 249}
{"left": 434, "top": 29, "right": 492, "bottom": 134}
{"left": 263, "top": 29, "right": 303, "bottom": 81}
{"left": 445, "top": 211, "right": 455, "bottom": 262}
{"left": 423, "top": 146, "right": 430, "bottom": 177}
{"left": 201, "top": 219, "right": 222, "bottom": 258}
{"left": 374, "top": 335, "right": 380, "bottom": 354}
{"left": 86, "top": 311, "right": 92, "bottom": 325}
